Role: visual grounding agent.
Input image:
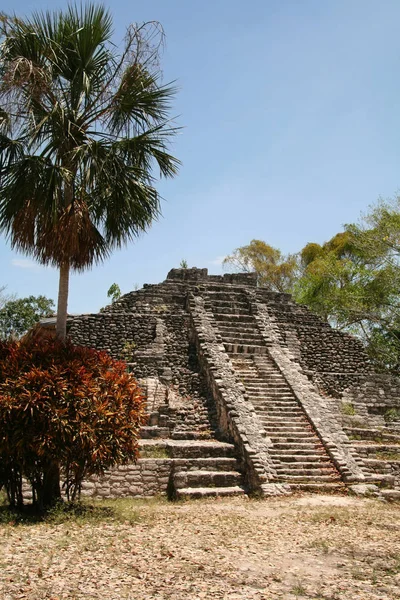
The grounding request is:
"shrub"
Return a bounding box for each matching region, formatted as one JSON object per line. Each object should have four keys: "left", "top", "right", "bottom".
{"left": 0, "top": 339, "right": 146, "bottom": 510}
{"left": 384, "top": 408, "right": 400, "bottom": 423}
{"left": 341, "top": 402, "right": 356, "bottom": 416}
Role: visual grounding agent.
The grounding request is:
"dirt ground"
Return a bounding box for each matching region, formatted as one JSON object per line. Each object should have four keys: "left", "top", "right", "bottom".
{"left": 1, "top": 494, "right": 400, "bottom": 600}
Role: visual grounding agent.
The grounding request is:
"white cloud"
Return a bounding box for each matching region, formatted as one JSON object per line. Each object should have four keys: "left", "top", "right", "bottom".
{"left": 209, "top": 255, "right": 226, "bottom": 266}
{"left": 11, "top": 258, "right": 42, "bottom": 271}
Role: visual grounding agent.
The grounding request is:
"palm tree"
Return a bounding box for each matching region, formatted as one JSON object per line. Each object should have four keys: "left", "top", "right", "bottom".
{"left": 0, "top": 4, "right": 180, "bottom": 339}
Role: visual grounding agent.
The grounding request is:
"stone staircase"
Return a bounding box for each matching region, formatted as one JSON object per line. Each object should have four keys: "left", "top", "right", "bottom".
{"left": 138, "top": 374, "right": 246, "bottom": 498}
{"left": 231, "top": 354, "right": 342, "bottom": 491}
{"left": 205, "top": 285, "right": 343, "bottom": 492}
{"left": 140, "top": 439, "right": 246, "bottom": 499}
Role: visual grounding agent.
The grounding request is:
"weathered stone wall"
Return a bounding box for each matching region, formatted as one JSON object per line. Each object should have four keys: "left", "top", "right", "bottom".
{"left": 68, "top": 277, "right": 218, "bottom": 440}
{"left": 341, "top": 375, "right": 400, "bottom": 426}
{"left": 254, "top": 290, "right": 372, "bottom": 381}
{"left": 81, "top": 459, "right": 172, "bottom": 498}
{"left": 69, "top": 312, "right": 156, "bottom": 359}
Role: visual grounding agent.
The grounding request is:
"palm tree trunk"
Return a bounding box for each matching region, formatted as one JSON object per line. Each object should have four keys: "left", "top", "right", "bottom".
{"left": 56, "top": 262, "right": 70, "bottom": 340}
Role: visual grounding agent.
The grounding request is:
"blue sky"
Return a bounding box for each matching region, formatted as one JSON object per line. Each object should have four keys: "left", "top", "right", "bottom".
{"left": 1, "top": 0, "right": 400, "bottom": 313}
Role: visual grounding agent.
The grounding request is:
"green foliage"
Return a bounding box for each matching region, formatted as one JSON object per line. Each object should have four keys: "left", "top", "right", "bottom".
{"left": 0, "top": 295, "right": 54, "bottom": 339}
{"left": 224, "top": 239, "right": 298, "bottom": 293}
{"left": 294, "top": 230, "right": 369, "bottom": 326}
{"left": 225, "top": 197, "right": 400, "bottom": 373}
{"left": 179, "top": 259, "right": 188, "bottom": 269}
{"left": 0, "top": 339, "right": 146, "bottom": 510}
{"left": 341, "top": 402, "right": 356, "bottom": 416}
{"left": 107, "top": 283, "right": 121, "bottom": 304}
{"left": 294, "top": 197, "right": 400, "bottom": 372}
{"left": 121, "top": 340, "right": 136, "bottom": 361}
{"left": 384, "top": 408, "right": 400, "bottom": 423}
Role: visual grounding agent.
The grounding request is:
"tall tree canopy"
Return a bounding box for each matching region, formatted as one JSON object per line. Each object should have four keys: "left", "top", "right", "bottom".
{"left": 224, "top": 197, "right": 400, "bottom": 373}
{"left": 223, "top": 239, "right": 298, "bottom": 293}
{"left": 0, "top": 4, "right": 180, "bottom": 338}
{"left": 0, "top": 295, "right": 54, "bottom": 340}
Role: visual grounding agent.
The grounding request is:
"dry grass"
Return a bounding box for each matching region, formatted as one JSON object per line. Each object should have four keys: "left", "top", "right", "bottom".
{"left": 1, "top": 494, "right": 400, "bottom": 599}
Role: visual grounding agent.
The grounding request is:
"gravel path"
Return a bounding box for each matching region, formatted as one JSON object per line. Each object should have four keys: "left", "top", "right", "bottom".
{"left": 1, "top": 494, "right": 400, "bottom": 599}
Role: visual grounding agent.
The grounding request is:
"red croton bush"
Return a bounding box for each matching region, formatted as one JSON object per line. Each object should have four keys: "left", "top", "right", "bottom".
{"left": 0, "top": 339, "right": 146, "bottom": 510}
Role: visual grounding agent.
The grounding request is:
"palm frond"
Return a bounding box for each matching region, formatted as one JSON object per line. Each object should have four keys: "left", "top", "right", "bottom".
{"left": 0, "top": 5, "right": 179, "bottom": 273}
{"left": 106, "top": 63, "right": 178, "bottom": 135}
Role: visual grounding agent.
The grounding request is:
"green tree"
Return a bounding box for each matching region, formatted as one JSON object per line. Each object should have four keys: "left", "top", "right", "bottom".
{"left": 223, "top": 239, "right": 298, "bottom": 293}
{"left": 0, "top": 295, "right": 54, "bottom": 339}
{"left": 0, "top": 5, "right": 180, "bottom": 340}
{"left": 294, "top": 205, "right": 400, "bottom": 373}
{"left": 107, "top": 283, "right": 121, "bottom": 303}
{"left": 345, "top": 197, "right": 400, "bottom": 372}
{"left": 294, "top": 232, "right": 369, "bottom": 326}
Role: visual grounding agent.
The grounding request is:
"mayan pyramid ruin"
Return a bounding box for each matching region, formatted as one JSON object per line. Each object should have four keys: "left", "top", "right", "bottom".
{"left": 68, "top": 268, "right": 400, "bottom": 500}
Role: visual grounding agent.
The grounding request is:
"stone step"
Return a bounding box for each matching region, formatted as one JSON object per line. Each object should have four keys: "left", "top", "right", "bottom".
{"left": 242, "top": 378, "right": 287, "bottom": 384}
{"left": 219, "top": 328, "right": 260, "bottom": 337}
{"left": 352, "top": 443, "right": 400, "bottom": 454}
{"left": 218, "top": 327, "right": 261, "bottom": 336}
{"left": 239, "top": 374, "right": 283, "bottom": 380}
{"left": 259, "top": 417, "right": 305, "bottom": 424}
{"left": 261, "top": 426, "right": 314, "bottom": 434}
{"left": 219, "top": 321, "right": 258, "bottom": 329}
{"left": 229, "top": 352, "right": 260, "bottom": 359}
{"left": 345, "top": 427, "right": 400, "bottom": 443}
{"left": 274, "top": 455, "right": 331, "bottom": 464}
{"left": 244, "top": 385, "right": 292, "bottom": 392}
{"left": 176, "top": 486, "right": 246, "bottom": 499}
{"left": 270, "top": 449, "right": 329, "bottom": 457}
{"left": 174, "top": 470, "right": 242, "bottom": 489}
{"left": 140, "top": 426, "right": 170, "bottom": 439}
{"left": 269, "top": 435, "right": 318, "bottom": 443}
{"left": 224, "top": 343, "right": 268, "bottom": 355}
{"left": 261, "top": 420, "right": 313, "bottom": 428}
{"left": 362, "top": 458, "right": 392, "bottom": 471}
{"left": 272, "top": 442, "right": 324, "bottom": 450}
{"left": 381, "top": 489, "right": 400, "bottom": 501}
{"left": 222, "top": 336, "right": 265, "bottom": 345}
{"left": 276, "top": 466, "right": 337, "bottom": 476}
{"left": 172, "top": 457, "right": 239, "bottom": 471}
{"left": 253, "top": 407, "right": 301, "bottom": 413}
{"left": 276, "top": 474, "right": 339, "bottom": 482}
{"left": 171, "top": 430, "right": 212, "bottom": 440}
{"left": 139, "top": 440, "right": 237, "bottom": 459}
{"left": 288, "top": 482, "right": 345, "bottom": 492}
{"left": 259, "top": 414, "right": 308, "bottom": 421}
{"left": 259, "top": 410, "right": 304, "bottom": 417}
{"left": 249, "top": 395, "right": 296, "bottom": 402}
{"left": 250, "top": 390, "right": 296, "bottom": 396}
{"left": 260, "top": 407, "right": 303, "bottom": 413}
{"left": 212, "top": 307, "right": 252, "bottom": 315}
{"left": 214, "top": 314, "right": 255, "bottom": 324}
{"left": 250, "top": 391, "right": 294, "bottom": 398}
{"left": 208, "top": 297, "right": 249, "bottom": 305}
{"left": 362, "top": 473, "right": 396, "bottom": 487}
{"left": 206, "top": 289, "right": 248, "bottom": 297}
{"left": 247, "top": 394, "right": 294, "bottom": 402}
{"left": 237, "top": 377, "right": 272, "bottom": 383}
